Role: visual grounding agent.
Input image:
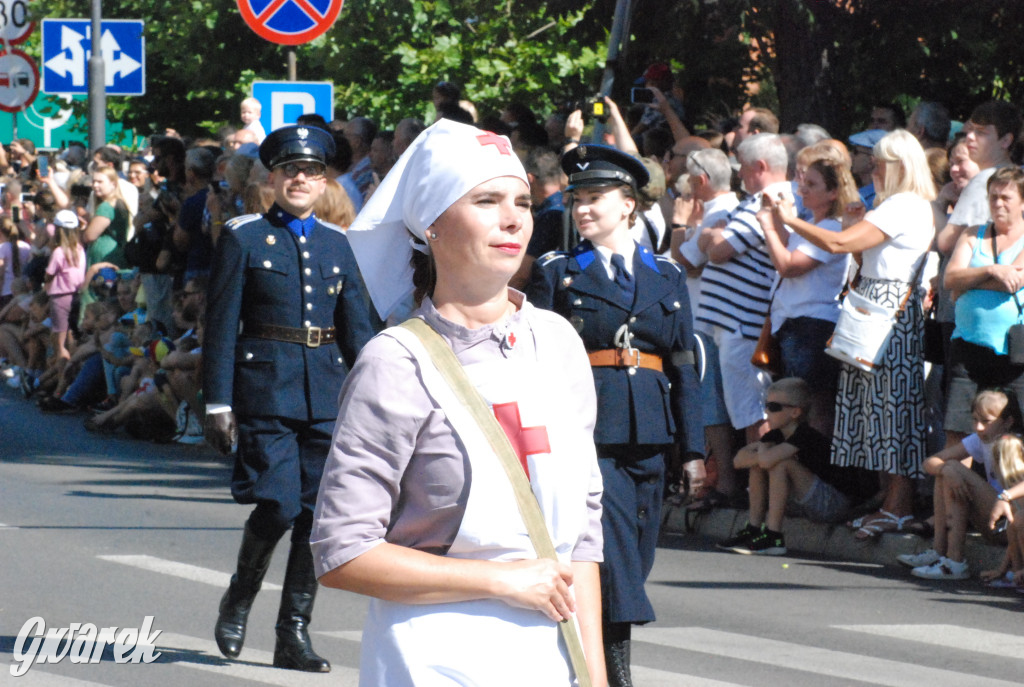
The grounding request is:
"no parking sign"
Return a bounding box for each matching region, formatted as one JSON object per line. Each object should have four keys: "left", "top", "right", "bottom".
{"left": 237, "top": 0, "right": 343, "bottom": 46}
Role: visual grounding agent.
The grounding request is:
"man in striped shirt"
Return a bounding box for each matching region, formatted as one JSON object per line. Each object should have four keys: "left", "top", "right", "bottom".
{"left": 697, "top": 133, "right": 792, "bottom": 444}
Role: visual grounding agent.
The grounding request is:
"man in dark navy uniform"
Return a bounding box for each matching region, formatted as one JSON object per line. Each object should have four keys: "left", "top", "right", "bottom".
{"left": 203, "top": 125, "right": 376, "bottom": 672}
{"left": 526, "top": 143, "right": 703, "bottom": 687}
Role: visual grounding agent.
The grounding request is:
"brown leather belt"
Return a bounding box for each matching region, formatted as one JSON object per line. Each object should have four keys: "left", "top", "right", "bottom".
{"left": 245, "top": 323, "right": 336, "bottom": 348}
{"left": 588, "top": 348, "right": 663, "bottom": 372}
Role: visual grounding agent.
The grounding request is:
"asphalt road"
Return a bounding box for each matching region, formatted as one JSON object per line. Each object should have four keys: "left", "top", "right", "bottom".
{"left": 2, "top": 386, "right": 1024, "bottom": 686}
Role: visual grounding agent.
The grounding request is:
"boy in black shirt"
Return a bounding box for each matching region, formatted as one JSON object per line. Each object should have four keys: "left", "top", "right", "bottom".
{"left": 718, "top": 377, "right": 852, "bottom": 555}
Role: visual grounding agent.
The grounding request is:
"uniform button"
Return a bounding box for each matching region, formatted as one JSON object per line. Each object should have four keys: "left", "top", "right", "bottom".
{"left": 303, "top": 251, "right": 310, "bottom": 259}
{"left": 628, "top": 368, "right": 636, "bottom": 376}
{"left": 304, "top": 320, "right": 311, "bottom": 327}
{"left": 637, "top": 508, "right": 648, "bottom": 519}
{"left": 333, "top": 266, "right": 340, "bottom": 274}
{"left": 304, "top": 285, "right": 312, "bottom": 293}
{"left": 299, "top": 236, "right": 307, "bottom": 243}
{"left": 629, "top": 316, "right": 637, "bottom": 323}
{"left": 304, "top": 268, "right": 312, "bottom": 276}
{"left": 244, "top": 352, "right": 253, "bottom": 360}
{"left": 573, "top": 298, "right": 582, "bottom": 306}
{"left": 673, "top": 301, "right": 680, "bottom": 308}
{"left": 337, "top": 357, "right": 343, "bottom": 364}
{"left": 648, "top": 476, "right": 659, "bottom": 485}
{"left": 306, "top": 303, "right": 313, "bottom": 310}
{"left": 263, "top": 260, "right": 272, "bottom": 268}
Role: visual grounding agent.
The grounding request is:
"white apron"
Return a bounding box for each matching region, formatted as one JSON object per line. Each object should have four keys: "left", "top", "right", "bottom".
{"left": 357, "top": 323, "right": 595, "bottom": 686}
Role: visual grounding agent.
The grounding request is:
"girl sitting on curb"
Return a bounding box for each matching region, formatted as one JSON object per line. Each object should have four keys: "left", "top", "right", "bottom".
{"left": 898, "top": 389, "right": 1024, "bottom": 579}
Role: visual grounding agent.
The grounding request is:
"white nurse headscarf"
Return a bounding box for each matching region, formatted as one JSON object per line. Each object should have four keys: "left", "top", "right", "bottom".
{"left": 347, "top": 118, "right": 528, "bottom": 322}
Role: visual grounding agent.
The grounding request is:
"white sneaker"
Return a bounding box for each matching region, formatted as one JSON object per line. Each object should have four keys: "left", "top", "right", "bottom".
{"left": 911, "top": 556, "right": 970, "bottom": 580}
{"left": 897, "top": 548, "right": 941, "bottom": 569}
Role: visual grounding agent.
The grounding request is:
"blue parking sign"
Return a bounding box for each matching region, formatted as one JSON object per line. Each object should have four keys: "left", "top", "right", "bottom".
{"left": 252, "top": 81, "right": 334, "bottom": 133}
{"left": 42, "top": 19, "right": 145, "bottom": 96}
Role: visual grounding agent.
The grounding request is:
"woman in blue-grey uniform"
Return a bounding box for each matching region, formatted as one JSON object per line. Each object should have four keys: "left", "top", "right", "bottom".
{"left": 526, "top": 144, "right": 703, "bottom": 687}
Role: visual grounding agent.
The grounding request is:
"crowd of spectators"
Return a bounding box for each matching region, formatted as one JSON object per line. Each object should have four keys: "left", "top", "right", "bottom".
{"left": 3, "top": 67, "right": 1024, "bottom": 588}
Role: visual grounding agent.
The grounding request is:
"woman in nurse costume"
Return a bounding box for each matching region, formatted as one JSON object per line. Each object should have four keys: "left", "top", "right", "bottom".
{"left": 311, "top": 119, "right": 607, "bottom": 687}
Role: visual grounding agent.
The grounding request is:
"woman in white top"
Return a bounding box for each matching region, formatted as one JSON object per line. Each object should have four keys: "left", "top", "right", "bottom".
{"left": 764, "top": 129, "right": 936, "bottom": 540}
{"left": 758, "top": 151, "right": 858, "bottom": 435}
{"left": 312, "top": 120, "right": 606, "bottom": 687}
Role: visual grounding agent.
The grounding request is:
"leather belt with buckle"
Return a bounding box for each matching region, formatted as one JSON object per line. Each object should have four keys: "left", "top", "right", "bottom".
{"left": 245, "top": 323, "right": 337, "bottom": 348}
{"left": 587, "top": 348, "right": 663, "bottom": 372}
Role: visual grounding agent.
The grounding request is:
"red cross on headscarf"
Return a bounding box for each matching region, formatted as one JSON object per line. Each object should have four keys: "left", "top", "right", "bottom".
{"left": 476, "top": 131, "right": 513, "bottom": 156}
{"left": 492, "top": 402, "right": 550, "bottom": 478}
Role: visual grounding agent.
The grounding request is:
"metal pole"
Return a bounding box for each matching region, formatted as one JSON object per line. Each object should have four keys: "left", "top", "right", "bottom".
{"left": 593, "top": 0, "right": 634, "bottom": 141}
{"left": 287, "top": 48, "right": 296, "bottom": 81}
{"left": 88, "top": 0, "right": 106, "bottom": 150}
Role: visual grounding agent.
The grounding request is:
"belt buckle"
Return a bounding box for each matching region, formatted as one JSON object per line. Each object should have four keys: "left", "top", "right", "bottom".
{"left": 625, "top": 347, "right": 640, "bottom": 369}
{"left": 306, "top": 326, "right": 321, "bottom": 348}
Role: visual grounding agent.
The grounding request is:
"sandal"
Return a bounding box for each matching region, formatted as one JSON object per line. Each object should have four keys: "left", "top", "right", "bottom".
{"left": 853, "top": 510, "right": 913, "bottom": 541}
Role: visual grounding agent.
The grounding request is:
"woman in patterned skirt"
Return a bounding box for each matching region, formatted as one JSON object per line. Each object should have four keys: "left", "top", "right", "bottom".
{"left": 763, "top": 129, "right": 936, "bottom": 539}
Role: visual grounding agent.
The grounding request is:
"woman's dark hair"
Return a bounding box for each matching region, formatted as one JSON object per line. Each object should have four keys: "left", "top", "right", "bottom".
{"left": 411, "top": 241, "right": 436, "bottom": 306}
{"left": 1, "top": 216, "right": 22, "bottom": 278}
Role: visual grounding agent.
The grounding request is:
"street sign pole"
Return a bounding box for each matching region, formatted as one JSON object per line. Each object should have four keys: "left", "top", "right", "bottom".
{"left": 88, "top": 0, "right": 105, "bottom": 149}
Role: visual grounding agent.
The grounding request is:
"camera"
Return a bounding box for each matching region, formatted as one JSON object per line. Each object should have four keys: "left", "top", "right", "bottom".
{"left": 631, "top": 87, "right": 655, "bottom": 104}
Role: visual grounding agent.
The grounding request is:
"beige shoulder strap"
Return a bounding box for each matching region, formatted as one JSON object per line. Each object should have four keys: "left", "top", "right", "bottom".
{"left": 400, "top": 317, "right": 592, "bottom": 687}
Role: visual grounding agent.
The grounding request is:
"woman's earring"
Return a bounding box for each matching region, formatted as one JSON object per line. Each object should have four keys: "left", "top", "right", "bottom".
{"left": 428, "top": 231, "right": 438, "bottom": 240}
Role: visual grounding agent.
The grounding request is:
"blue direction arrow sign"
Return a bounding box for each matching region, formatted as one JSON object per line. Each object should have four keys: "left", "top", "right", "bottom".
{"left": 41, "top": 19, "right": 145, "bottom": 96}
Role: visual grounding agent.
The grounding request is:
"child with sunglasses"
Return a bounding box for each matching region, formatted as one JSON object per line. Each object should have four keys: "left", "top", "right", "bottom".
{"left": 718, "top": 377, "right": 855, "bottom": 555}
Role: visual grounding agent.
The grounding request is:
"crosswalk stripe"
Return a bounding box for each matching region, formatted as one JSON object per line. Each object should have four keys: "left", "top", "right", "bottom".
{"left": 316, "top": 630, "right": 363, "bottom": 643}
{"left": 835, "top": 624, "right": 1024, "bottom": 658}
{"left": 96, "top": 555, "right": 282, "bottom": 590}
{"left": 158, "top": 632, "right": 355, "bottom": 686}
{"left": 632, "top": 626, "right": 1022, "bottom": 687}
{"left": 632, "top": 665, "right": 745, "bottom": 686}
{"left": 0, "top": 667, "right": 110, "bottom": 686}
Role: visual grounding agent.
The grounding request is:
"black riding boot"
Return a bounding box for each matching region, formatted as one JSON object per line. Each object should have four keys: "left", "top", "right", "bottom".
{"left": 272, "top": 542, "right": 331, "bottom": 672}
{"left": 215, "top": 523, "right": 280, "bottom": 658}
{"left": 604, "top": 622, "right": 633, "bottom": 687}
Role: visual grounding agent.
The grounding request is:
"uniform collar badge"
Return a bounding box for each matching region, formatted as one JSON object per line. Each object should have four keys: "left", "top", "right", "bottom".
{"left": 266, "top": 234, "right": 276, "bottom": 245}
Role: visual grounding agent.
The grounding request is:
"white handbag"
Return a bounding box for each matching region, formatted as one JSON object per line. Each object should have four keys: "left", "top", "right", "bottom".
{"left": 824, "top": 288, "right": 901, "bottom": 373}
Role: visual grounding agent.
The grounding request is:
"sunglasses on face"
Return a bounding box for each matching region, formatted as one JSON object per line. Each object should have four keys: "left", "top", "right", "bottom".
{"left": 765, "top": 401, "right": 797, "bottom": 413}
{"left": 277, "top": 162, "right": 326, "bottom": 179}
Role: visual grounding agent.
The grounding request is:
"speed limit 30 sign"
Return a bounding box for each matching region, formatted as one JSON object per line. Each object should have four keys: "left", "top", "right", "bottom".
{"left": 0, "top": 0, "right": 34, "bottom": 45}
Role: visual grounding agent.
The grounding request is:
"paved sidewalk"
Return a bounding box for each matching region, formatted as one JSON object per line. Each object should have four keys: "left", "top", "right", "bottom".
{"left": 662, "top": 503, "right": 1006, "bottom": 573}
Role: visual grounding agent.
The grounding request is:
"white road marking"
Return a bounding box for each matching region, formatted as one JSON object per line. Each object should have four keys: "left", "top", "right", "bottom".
{"left": 632, "top": 664, "right": 746, "bottom": 686}
{"left": 835, "top": 624, "right": 1024, "bottom": 658}
{"left": 0, "top": 668, "right": 111, "bottom": 686}
{"left": 0, "top": 522, "right": 18, "bottom": 529}
{"left": 633, "top": 626, "right": 1022, "bottom": 687}
{"left": 315, "top": 630, "right": 363, "bottom": 643}
{"left": 154, "top": 632, "right": 352, "bottom": 686}
{"left": 96, "top": 554, "right": 281, "bottom": 590}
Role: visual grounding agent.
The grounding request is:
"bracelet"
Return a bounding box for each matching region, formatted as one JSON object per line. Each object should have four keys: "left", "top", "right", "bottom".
{"left": 999, "top": 490, "right": 1012, "bottom": 502}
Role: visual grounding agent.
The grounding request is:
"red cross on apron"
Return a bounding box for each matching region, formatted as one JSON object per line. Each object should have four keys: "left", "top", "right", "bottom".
{"left": 492, "top": 402, "right": 550, "bottom": 478}
{"left": 476, "top": 131, "right": 513, "bottom": 155}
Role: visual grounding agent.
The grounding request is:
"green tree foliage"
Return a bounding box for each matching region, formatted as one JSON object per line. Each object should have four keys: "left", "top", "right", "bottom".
{"left": 30, "top": 0, "right": 606, "bottom": 137}
{"left": 26, "top": 0, "right": 1024, "bottom": 143}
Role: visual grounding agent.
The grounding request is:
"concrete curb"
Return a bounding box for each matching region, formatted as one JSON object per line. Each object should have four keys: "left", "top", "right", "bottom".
{"left": 662, "top": 504, "right": 1006, "bottom": 574}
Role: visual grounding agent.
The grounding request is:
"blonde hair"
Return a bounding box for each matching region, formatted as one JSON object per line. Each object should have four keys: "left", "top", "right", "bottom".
{"left": 873, "top": 129, "right": 937, "bottom": 204}
{"left": 55, "top": 222, "right": 82, "bottom": 268}
{"left": 767, "top": 377, "right": 811, "bottom": 414}
{"left": 994, "top": 434, "right": 1024, "bottom": 489}
{"left": 314, "top": 178, "right": 356, "bottom": 228}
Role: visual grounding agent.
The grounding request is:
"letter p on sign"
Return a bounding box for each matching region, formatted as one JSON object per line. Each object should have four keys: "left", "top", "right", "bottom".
{"left": 252, "top": 81, "right": 334, "bottom": 133}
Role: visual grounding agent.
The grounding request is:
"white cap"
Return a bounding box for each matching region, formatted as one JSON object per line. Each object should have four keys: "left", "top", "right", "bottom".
{"left": 346, "top": 118, "right": 527, "bottom": 321}
{"left": 54, "top": 209, "right": 79, "bottom": 229}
